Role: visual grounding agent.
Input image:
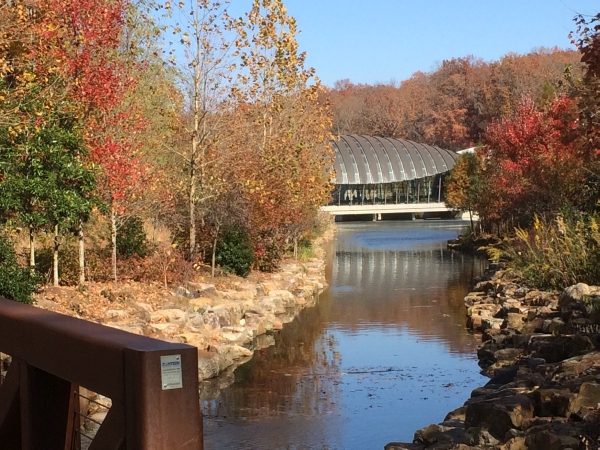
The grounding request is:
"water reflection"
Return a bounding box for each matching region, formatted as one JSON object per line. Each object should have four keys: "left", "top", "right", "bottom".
{"left": 203, "top": 221, "right": 488, "bottom": 450}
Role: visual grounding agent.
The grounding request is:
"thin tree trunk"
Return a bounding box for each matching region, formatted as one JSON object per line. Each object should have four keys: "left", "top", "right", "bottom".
{"left": 111, "top": 209, "right": 118, "bottom": 284}
{"left": 79, "top": 220, "right": 85, "bottom": 284}
{"left": 189, "top": 165, "right": 196, "bottom": 259}
{"left": 293, "top": 236, "right": 298, "bottom": 259}
{"left": 211, "top": 224, "right": 219, "bottom": 278}
{"left": 53, "top": 224, "right": 59, "bottom": 287}
{"left": 469, "top": 210, "right": 474, "bottom": 234}
{"left": 29, "top": 228, "right": 35, "bottom": 268}
{"left": 211, "top": 237, "right": 217, "bottom": 278}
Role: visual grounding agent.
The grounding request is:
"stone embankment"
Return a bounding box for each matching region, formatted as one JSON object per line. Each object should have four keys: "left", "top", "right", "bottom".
{"left": 386, "top": 266, "right": 600, "bottom": 450}
{"left": 36, "top": 230, "right": 333, "bottom": 383}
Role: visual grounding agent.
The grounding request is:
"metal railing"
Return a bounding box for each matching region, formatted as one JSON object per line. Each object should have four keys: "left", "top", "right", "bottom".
{"left": 0, "top": 297, "right": 203, "bottom": 450}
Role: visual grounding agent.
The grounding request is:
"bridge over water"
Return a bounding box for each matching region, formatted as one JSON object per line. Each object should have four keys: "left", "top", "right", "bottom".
{"left": 322, "top": 135, "right": 460, "bottom": 220}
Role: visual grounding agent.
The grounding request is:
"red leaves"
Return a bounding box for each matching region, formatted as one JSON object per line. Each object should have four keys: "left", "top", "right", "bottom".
{"left": 481, "top": 95, "right": 584, "bottom": 221}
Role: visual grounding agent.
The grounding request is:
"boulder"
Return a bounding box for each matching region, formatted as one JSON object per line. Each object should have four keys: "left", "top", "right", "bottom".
{"left": 532, "top": 389, "right": 576, "bottom": 417}
{"left": 103, "top": 309, "right": 130, "bottom": 322}
{"left": 465, "top": 394, "right": 534, "bottom": 439}
{"left": 462, "top": 427, "right": 499, "bottom": 446}
{"left": 385, "top": 444, "right": 424, "bottom": 450}
{"left": 570, "top": 382, "right": 600, "bottom": 413}
{"left": 413, "top": 424, "right": 463, "bottom": 446}
{"left": 524, "top": 430, "right": 582, "bottom": 450}
{"left": 559, "top": 283, "right": 591, "bottom": 309}
{"left": 187, "top": 282, "right": 221, "bottom": 300}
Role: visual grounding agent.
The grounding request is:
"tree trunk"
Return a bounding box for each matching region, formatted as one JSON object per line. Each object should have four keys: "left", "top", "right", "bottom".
{"left": 293, "top": 236, "right": 298, "bottom": 259}
{"left": 111, "top": 209, "right": 118, "bottom": 284}
{"left": 211, "top": 224, "right": 219, "bottom": 278}
{"left": 469, "top": 210, "right": 474, "bottom": 234}
{"left": 189, "top": 161, "right": 196, "bottom": 260}
{"left": 78, "top": 220, "right": 85, "bottom": 285}
{"left": 53, "top": 224, "right": 59, "bottom": 287}
{"left": 29, "top": 228, "right": 35, "bottom": 268}
{"left": 211, "top": 236, "right": 217, "bottom": 278}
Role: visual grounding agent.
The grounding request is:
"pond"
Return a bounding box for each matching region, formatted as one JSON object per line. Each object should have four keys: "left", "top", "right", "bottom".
{"left": 203, "top": 220, "right": 488, "bottom": 450}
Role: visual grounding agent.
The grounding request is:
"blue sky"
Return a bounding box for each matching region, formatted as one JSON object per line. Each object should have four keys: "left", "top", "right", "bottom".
{"left": 231, "top": 0, "right": 598, "bottom": 87}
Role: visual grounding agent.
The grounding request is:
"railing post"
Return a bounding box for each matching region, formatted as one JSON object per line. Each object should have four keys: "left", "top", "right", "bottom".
{"left": 19, "top": 360, "right": 72, "bottom": 450}
{"left": 123, "top": 346, "right": 202, "bottom": 450}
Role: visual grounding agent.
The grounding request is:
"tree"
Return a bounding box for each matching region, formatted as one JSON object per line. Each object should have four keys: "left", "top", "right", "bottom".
{"left": 232, "top": 0, "right": 334, "bottom": 269}
{"left": 0, "top": 103, "right": 97, "bottom": 283}
{"left": 445, "top": 152, "right": 481, "bottom": 231}
{"left": 164, "top": 0, "right": 243, "bottom": 260}
{"left": 481, "top": 95, "right": 582, "bottom": 227}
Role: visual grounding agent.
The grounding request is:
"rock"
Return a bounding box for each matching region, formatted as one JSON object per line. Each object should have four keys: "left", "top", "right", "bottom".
{"left": 465, "top": 394, "right": 534, "bottom": 439}
{"left": 177, "top": 332, "right": 208, "bottom": 349}
{"left": 220, "top": 326, "right": 253, "bottom": 344}
{"left": 506, "top": 313, "right": 526, "bottom": 329}
{"left": 188, "top": 297, "right": 214, "bottom": 311}
{"left": 532, "top": 389, "right": 576, "bottom": 417}
{"left": 268, "top": 290, "right": 296, "bottom": 308}
{"left": 258, "top": 297, "right": 286, "bottom": 315}
{"left": 529, "top": 335, "right": 595, "bottom": 363}
{"left": 487, "top": 365, "right": 519, "bottom": 386}
{"left": 462, "top": 427, "right": 499, "bottom": 446}
{"left": 547, "top": 318, "right": 566, "bottom": 335}
{"left": 173, "top": 286, "right": 196, "bottom": 299}
{"left": 385, "top": 444, "right": 425, "bottom": 450}
{"left": 559, "top": 283, "right": 591, "bottom": 308}
{"left": 257, "top": 282, "right": 278, "bottom": 297}
{"left": 202, "top": 312, "right": 220, "bottom": 330}
{"left": 464, "top": 292, "right": 487, "bottom": 307}
{"left": 151, "top": 308, "right": 187, "bottom": 324}
{"left": 494, "top": 348, "right": 523, "bottom": 364}
{"left": 230, "top": 290, "right": 255, "bottom": 302}
{"left": 103, "top": 309, "right": 130, "bottom": 322}
{"left": 149, "top": 323, "right": 180, "bottom": 336}
{"left": 570, "top": 382, "right": 600, "bottom": 413}
{"left": 444, "top": 406, "right": 467, "bottom": 421}
{"left": 552, "top": 352, "right": 600, "bottom": 380}
{"left": 502, "top": 436, "right": 527, "bottom": 450}
{"left": 413, "top": 424, "right": 463, "bottom": 446}
{"left": 525, "top": 429, "right": 582, "bottom": 450}
{"left": 482, "top": 317, "right": 505, "bottom": 330}
{"left": 503, "top": 299, "right": 526, "bottom": 314}
{"left": 187, "top": 282, "right": 221, "bottom": 300}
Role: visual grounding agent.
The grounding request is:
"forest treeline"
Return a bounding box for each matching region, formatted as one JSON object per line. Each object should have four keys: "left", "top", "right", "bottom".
{"left": 325, "top": 48, "right": 582, "bottom": 151}
{"left": 0, "top": 0, "right": 333, "bottom": 300}
{"left": 1, "top": 0, "right": 599, "bottom": 302}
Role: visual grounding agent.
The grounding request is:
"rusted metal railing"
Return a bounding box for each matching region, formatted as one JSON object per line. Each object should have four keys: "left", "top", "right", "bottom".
{"left": 0, "top": 297, "right": 203, "bottom": 450}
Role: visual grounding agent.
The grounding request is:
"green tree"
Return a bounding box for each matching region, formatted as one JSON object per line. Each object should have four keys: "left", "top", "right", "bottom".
{"left": 0, "top": 102, "right": 98, "bottom": 285}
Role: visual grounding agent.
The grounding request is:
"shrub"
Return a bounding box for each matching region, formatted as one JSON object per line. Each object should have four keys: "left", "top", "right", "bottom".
{"left": 215, "top": 228, "right": 254, "bottom": 277}
{"left": 116, "top": 217, "right": 149, "bottom": 258}
{"left": 0, "top": 233, "right": 40, "bottom": 304}
{"left": 506, "top": 214, "right": 600, "bottom": 290}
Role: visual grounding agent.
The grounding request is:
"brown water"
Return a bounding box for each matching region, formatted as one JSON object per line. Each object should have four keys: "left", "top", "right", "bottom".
{"left": 203, "top": 221, "right": 488, "bottom": 450}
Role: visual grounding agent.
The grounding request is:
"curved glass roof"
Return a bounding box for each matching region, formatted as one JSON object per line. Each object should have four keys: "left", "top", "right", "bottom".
{"left": 332, "top": 135, "right": 458, "bottom": 184}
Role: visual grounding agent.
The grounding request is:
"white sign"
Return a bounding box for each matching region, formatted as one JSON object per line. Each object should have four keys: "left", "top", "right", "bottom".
{"left": 160, "top": 354, "right": 183, "bottom": 390}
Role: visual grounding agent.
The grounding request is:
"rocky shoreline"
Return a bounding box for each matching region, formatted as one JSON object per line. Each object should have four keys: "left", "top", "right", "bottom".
{"left": 386, "top": 264, "right": 600, "bottom": 450}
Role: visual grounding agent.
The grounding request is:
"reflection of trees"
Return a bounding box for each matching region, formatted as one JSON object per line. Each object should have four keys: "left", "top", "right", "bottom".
{"left": 203, "top": 294, "right": 341, "bottom": 421}
{"left": 331, "top": 245, "right": 486, "bottom": 354}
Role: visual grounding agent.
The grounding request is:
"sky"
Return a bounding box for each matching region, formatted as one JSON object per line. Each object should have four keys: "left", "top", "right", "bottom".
{"left": 230, "top": 0, "right": 599, "bottom": 88}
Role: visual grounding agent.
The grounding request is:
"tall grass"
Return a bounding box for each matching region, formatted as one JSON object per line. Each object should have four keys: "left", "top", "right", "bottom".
{"left": 505, "top": 214, "right": 600, "bottom": 290}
